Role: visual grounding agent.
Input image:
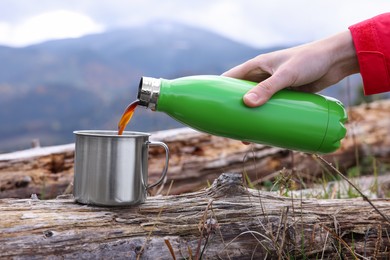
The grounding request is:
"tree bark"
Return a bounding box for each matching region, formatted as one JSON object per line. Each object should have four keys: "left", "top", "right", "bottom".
{"left": 1, "top": 173, "right": 389, "bottom": 259}
{"left": 1, "top": 99, "right": 390, "bottom": 198}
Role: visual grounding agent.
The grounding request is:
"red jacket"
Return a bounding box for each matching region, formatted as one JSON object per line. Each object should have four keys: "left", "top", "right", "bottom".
{"left": 349, "top": 13, "right": 390, "bottom": 95}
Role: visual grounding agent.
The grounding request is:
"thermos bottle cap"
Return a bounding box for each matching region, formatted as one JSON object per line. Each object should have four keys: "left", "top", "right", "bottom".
{"left": 138, "top": 77, "right": 161, "bottom": 110}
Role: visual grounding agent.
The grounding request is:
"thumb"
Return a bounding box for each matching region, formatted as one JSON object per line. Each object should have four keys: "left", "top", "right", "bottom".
{"left": 243, "top": 71, "right": 291, "bottom": 107}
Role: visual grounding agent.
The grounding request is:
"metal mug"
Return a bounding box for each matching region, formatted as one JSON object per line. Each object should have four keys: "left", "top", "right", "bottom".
{"left": 73, "top": 130, "right": 169, "bottom": 206}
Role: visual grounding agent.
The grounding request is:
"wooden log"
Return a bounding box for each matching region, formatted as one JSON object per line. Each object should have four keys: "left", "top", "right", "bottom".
{"left": 1, "top": 100, "right": 390, "bottom": 198}
{"left": 1, "top": 173, "right": 390, "bottom": 259}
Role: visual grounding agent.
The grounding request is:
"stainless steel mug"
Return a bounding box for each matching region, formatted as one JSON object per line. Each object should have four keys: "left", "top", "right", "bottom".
{"left": 73, "top": 130, "right": 169, "bottom": 206}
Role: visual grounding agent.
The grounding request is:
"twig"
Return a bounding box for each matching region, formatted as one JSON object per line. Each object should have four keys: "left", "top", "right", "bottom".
{"left": 363, "top": 227, "right": 370, "bottom": 258}
{"left": 374, "top": 224, "right": 382, "bottom": 259}
{"left": 200, "top": 232, "right": 210, "bottom": 259}
{"left": 277, "top": 206, "right": 289, "bottom": 259}
{"left": 321, "top": 230, "right": 329, "bottom": 259}
{"left": 164, "top": 239, "right": 177, "bottom": 260}
{"left": 223, "top": 230, "right": 273, "bottom": 249}
{"left": 320, "top": 224, "right": 358, "bottom": 260}
{"left": 243, "top": 145, "right": 270, "bottom": 226}
{"left": 314, "top": 154, "right": 390, "bottom": 224}
{"left": 209, "top": 205, "right": 231, "bottom": 260}
{"left": 187, "top": 245, "right": 193, "bottom": 260}
{"left": 137, "top": 180, "right": 175, "bottom": 260}
{"left": 195, "top": 199, "right": 214, "bottom": 260}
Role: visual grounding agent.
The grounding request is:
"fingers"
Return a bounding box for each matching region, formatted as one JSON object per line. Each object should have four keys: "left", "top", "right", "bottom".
{"left": 221, "top": 66, "right": 241, "bottom": 78}
{"left": 222, "top": 61, "right": 253, "bottom": 78}
{"left": 222, "top": 57, "right": 270, "bottom": 82}
{"left": 243, "top": 70, "right": 292, "bottom": 107}
{"left": 223, "top": 56, "right": 295, "bottom": 107}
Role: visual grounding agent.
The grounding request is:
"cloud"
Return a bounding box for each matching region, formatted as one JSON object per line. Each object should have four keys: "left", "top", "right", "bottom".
{"left": 181, "top": 0, "right": 390, "bottom": 47}
{"left": 0, "top": 10, "right": 104, "bottom": 47}
{"left": 0, "top": 0, "right": 389, "bottom": 47}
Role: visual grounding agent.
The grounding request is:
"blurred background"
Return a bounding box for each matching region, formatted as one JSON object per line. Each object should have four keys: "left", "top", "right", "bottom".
{"left": 0, "top": 0, "right": 389, "bottom": 152}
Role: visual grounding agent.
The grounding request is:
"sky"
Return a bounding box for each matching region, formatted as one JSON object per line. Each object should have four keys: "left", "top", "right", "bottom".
{"left": 0, "top": 0, "right": 389, "bottom": 48}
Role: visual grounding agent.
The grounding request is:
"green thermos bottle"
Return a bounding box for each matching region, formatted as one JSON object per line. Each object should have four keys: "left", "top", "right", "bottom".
{"left": 137, "top": 75, "right": 347, "bottom": 153}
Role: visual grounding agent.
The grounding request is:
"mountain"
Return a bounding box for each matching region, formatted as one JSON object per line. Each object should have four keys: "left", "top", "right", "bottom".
{"left": 0, "top": 21, "right": 284, "bottom": 152}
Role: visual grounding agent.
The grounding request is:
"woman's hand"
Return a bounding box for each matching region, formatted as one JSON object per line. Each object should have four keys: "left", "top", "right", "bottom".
{"left": 223, "top": 31, "right": 359, "bottom": 107}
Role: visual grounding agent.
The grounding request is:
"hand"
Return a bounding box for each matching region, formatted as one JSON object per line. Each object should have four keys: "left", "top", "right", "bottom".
{"left": 222, "top": 31, "right": 359, "bottom": 107}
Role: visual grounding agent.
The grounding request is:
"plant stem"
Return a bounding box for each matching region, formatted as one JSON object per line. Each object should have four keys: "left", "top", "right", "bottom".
{"left": 314, "top": 154, "right": 390, "bottom": 224}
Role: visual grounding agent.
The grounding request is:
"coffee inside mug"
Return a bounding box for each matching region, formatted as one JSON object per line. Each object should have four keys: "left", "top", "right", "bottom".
{"left": 73, "top": 130, "right": 169, "bottom": 206}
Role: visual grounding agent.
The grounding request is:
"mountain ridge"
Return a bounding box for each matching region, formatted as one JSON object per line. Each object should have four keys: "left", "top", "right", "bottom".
{"left": 0, "top": 21, "right": 280, "bottom": 152}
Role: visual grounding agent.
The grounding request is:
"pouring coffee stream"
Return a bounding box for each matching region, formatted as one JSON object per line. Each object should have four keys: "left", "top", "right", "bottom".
{"left": 117, "top": 99, "right": 139, "bottom": 135}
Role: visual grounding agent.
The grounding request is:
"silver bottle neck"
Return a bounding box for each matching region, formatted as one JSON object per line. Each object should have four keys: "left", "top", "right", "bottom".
{"left": 137, "top": 77, "right": 161, "bottom": 111}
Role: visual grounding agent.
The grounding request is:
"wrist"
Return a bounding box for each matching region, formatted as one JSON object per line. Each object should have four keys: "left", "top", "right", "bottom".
{"left": 326, "top": 31, "right": 360, "bottom": 76}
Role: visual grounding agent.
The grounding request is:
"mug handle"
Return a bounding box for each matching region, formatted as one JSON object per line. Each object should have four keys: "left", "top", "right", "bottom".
{"left": 145, "top": 141, "right": 169, "bottom": 189}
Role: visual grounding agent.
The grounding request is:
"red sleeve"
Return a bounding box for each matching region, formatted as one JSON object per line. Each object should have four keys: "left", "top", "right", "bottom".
{"left": 349, "top": 13, "right": 390, "bottom": 95}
